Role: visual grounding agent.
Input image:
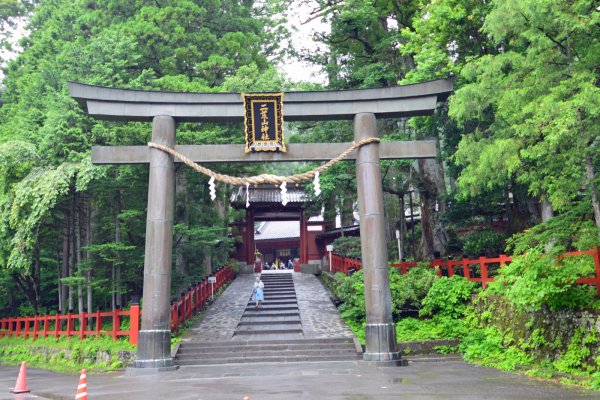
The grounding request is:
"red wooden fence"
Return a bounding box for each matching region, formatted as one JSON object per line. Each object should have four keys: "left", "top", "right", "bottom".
{"left": 331, "top": 247, "right": 600, "bottom": 295}
{"left": 0, "top": 266, "right": 234, "bottom": 345}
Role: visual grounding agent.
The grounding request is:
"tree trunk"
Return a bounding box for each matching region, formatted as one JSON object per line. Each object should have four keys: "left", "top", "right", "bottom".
{"left": 113, "top": 189, "right": 121, "bottom": 310}
{"left": 506, "top": 187, "right": 539, "bottom": 233}
{"left": 175, "top": 168, "right": 189, "bottom": 275}
{"left": 540, "top": 197, "right": 554, "bottom": 222}
{"left": 416, "top": 158, "right": 448, "bottom": 259}
{"left": 60, "top": 205, "right": 70, "bottom": 313}
{"left": 32, "top": 241, "right": 42, "bottom": 313}
{"left": 56, "top": 246, "right": 62, "bottom": 313}
{"left": 398, "top": 193, "right": 406, "bottom": 260}
{"left": 585, "top": 154, "right": 600, "bottom": 229}
{"left": 68, "top": 194, "right": 74, "bottom": 312}
{"left": 86, "top": 193, "right": 94, "bottom": 322}
{"left": 203, "top": 245, "right": 212, "bottom": 276}
{"left": 75, "top": 192, "right": 83, "bottom": 315}
{"left": 215, "top": 191, "right": 228, "bottom": 266}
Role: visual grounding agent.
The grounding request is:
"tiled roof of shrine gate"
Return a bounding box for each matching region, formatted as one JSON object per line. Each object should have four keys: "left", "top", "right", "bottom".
{"left": 254, "top": 221, "right": 300, "bottom": 241}
{"left": 230, "top": 186, "right": 308, "bottom": 207}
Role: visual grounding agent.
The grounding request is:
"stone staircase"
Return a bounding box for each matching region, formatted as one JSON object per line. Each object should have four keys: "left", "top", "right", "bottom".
{"left": 233, "top": 273, "right": 302, "bottom": 339}
{"left": 175, "top": 337, "right": 360, "bottom": 365}
{"left": 175, "top": 272, "right": 361, "bottom": 366}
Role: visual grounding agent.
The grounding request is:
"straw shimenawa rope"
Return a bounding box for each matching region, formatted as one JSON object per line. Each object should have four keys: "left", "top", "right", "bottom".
{"left": 147, "top": 137, "right": 380, "bottom": 186}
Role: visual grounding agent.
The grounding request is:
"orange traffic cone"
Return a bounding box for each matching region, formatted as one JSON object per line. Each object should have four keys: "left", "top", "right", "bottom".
{"left": 75, "top": 369, "right": 87, "bottom": 400}
{"left": 11, "top": 361, "right": 30, "bottom": 394}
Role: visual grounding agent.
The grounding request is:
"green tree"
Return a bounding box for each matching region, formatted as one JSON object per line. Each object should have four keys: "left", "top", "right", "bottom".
{"left": 449, "top": 0, "right": 600, "bottom": 230}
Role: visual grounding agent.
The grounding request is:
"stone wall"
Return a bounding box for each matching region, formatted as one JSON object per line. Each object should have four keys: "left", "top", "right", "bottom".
{"left": 473, "top": 295, "right": 600, "bottom": 364}
{"left": 0, "top": 344, "right": 135, "bottom": 368}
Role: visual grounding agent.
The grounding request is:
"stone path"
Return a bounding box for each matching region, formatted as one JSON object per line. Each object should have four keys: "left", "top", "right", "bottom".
{"left": 185, "top": 274, "right": 255, "bottom": 342}
{"left": 294, "top": 273, "right": 354, "bottom": 339}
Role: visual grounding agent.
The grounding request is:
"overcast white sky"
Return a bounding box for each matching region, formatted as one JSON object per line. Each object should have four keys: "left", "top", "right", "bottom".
{"left": 279, "top": 1, "right": 329, "bottom": 84}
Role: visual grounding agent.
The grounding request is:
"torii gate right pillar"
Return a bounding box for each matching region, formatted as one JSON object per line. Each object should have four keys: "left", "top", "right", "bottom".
{"left": 354, "top": 113, "right": 402, "bottom": 364}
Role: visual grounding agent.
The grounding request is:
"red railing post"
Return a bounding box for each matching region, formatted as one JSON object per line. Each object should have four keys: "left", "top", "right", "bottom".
{"left": 111, "top": 308, "right": 120, "bottom": 341}
{"left": 79, "top": 311, "right": 87, "bottom": 340}
{"left": 129, "top": 304, "right": 140, "bottom": 345}
{"left": 462, "top": 257, "right": 471, "bottom": 280}
{"left": 171, "top": 301, "right": 178, "bottom": 332}
{"left": 179, "top": 292, "right": 186, "bottom": 326}
{"left": 23, "top": 316, "right": 30, "bottom": 339}
{"left": 66, "top": 311, "right": 74, "bottom": 338}
{"left": 186, "top": 288, "right": 193, "bottom": 320}
{"left": 33, "top": 315, "right": 40, "bottom": 340}
{"left": 479, "top": 256, "right": 489, "bottom": 288}
{"left": 54, "top": 313, "right": 60, "bottom": 338}
{"left": 96, "top": 309, "right": 102, "bottom": 334}
{"left": 43, "top": 315, "right": 49, "bottom": 338}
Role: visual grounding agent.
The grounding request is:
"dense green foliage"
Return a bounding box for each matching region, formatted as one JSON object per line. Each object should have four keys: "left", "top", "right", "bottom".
{"left": 0, "top": 336, "right": 135, "bottom": 372}
{"left": 487, "top": 250, "right": 599, "bottom": 311}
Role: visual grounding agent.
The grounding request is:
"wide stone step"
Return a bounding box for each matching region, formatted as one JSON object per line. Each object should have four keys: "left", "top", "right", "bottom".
{"left": 247, "top": 299, "right": 296, "bottom": 305}
{"left": 260, "top": 295, "right": 296, "bottom": 300}
{"left": 263, "top": 291, "right": 296, "bottom": 296}
{"left": 242, "top": 310, "right": 300, "bottom": 318}
{"left": 180, "top": 337, "right": 355, "bottom": 348}
{"left": 264, "top": 282, "right": 294, "bottom": 286}
{"left": 176, "top": 354, "right": 360, "bottom": 366}
{"left": 177, "top": 348, "right": 358, "bottom": 360}
{"left": 178, "top": 342, "right": 356, "bottom": 354}
{"left": 261, "top": 278, "right": 293, "bottom": 282}
{"left": 245, "top": 304, "right": 298, "bottom": 310}
{"left": 234, "top": 325, "right": 302, "bottom": 335}
{"left": 238, "top": 318, "right": 301, "bottom": 325}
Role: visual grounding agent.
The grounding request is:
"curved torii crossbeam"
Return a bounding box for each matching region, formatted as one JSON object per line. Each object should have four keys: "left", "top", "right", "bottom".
{"left": 69, "top": 78, "right": 453, "bottom": 371}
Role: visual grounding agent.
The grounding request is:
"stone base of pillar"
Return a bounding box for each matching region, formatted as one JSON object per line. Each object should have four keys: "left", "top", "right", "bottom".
{"left": 238, "top": 263, "right": 255, "bottom": 274}
{"left": 363, "top": 323, "right": 405, "bottom": 366}
{"left": 299, "top": 264, "right": 319, "bottom": 274}
{"left": 133, "top": 329, "right": 173, "bottom": 370}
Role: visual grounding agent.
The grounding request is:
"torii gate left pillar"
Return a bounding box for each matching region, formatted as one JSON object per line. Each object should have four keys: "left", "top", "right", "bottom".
{"left": 135, "top": 116, "right": 176, "bottom": 369}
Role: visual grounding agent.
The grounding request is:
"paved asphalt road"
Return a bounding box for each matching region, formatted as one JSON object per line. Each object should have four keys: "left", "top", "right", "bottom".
{"left": 1, "top": 358, "right": 599, "bottom": 400}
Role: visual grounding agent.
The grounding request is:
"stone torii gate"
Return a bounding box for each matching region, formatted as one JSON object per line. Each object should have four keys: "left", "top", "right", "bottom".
{"left": 69, "top": 78, "right": 453, "bottom": 371}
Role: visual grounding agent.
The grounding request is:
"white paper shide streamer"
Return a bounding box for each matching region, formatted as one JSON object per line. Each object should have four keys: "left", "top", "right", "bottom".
{"left": 209, "top": 176, "right": 216, "bottom": 201}
{"left": 280, "top": 181, "right": 289, "bottom": 206}
{"left": 313, "top": 171, "right": 321, "bottom": 197}
{"left": 245, "top": 182, "right": 250, "bottom": 208}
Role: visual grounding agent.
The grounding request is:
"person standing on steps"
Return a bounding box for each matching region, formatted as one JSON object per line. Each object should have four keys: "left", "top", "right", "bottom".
{"left": 253, "top": 276, "right": 264, "bottom": 309}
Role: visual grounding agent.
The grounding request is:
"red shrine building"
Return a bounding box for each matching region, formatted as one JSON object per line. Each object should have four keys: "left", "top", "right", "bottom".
{"left": 230, "top": 187, "right": 328, "bottom": 272}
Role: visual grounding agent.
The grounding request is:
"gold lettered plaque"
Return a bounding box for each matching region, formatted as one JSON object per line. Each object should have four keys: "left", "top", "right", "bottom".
{"left": 242, "top": 93, "right": 286, "bottom": 153}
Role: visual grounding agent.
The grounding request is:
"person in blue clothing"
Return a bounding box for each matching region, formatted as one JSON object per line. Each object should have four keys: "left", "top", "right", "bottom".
{"left": 253, "top": 276, "right": 264, "bottom": 309}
